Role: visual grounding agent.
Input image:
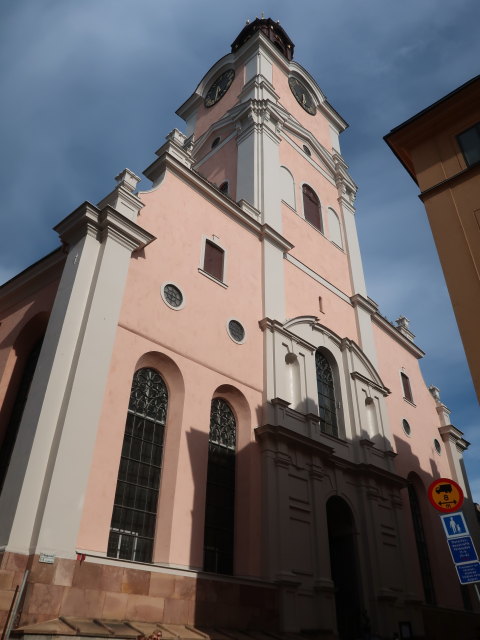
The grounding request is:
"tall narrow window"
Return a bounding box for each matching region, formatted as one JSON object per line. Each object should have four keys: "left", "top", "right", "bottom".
{"left": 203, "top": 240, "right": 224, "bottom": 282}
{"left": 408, "top": 483, "right": 436, "bottom": 605}
{"left": 0, "top": 338, "right": 43, "bottom": 495}
{"left": 107, "top": 368, "right": 168, "bottom": 563}
{"left": 302, "top": 184, "right": 323, "bottom": 232}
{"left": 203, "top": 398, "right": 236, "bottom": 574}
{"left": 316, "top": 350, "right": 338, "bottom": 438}
{"left": 457, "top": 123, "right": 480, "bottom": 167}
{"left": 401, "top": 372, "right": 413, "bottom": 403}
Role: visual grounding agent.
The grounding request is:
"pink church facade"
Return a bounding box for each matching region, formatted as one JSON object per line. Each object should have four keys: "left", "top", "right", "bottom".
{"left": 0, "top": 19, "right": 478, "bottom": 640}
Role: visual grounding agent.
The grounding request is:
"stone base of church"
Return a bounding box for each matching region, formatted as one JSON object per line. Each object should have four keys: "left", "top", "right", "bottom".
{"left": 0, "top": 552, "right": 278, "bottom": 634}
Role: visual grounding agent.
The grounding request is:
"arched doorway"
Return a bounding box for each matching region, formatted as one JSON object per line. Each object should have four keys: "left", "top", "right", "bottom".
{"left": 327, "top": 496, "right": 363, "bottom": 640}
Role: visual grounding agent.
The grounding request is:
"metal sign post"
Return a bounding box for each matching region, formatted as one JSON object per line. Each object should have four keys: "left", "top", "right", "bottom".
{"left": 428, "top": 478, "right": 480, "bottom": 586}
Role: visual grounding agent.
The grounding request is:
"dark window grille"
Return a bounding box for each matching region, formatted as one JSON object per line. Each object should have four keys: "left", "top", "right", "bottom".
{"left": 228, "top": 320, "right": 245, "bottom": 342}
{"left": 401, "top": 372, "right": 413, "bottom": 403}
{"left": 163, "top": 284, "right": 183, "bottom": 308}
{"left": 0, "top": 338, "right": 43, "bottom": 495}
{"left": 203, "top": 240, "right": 224, "bottom": 281}
{"left": 107, "top": 368, "right": 168, "bottom": 563}
{"left": 316, "top": 350, "right": 338, "bottom": 438}
{"left": 203, "top": 398, "right": 236, "bottom": 575}
{"left": 302, "top": 184, "right": 323, "bottom": 232}
{"left": 408, "top": 483, "right": 436, "bottom": 605}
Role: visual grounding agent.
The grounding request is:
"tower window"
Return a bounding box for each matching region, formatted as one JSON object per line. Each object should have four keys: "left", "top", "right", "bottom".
{"left": 302, "top": 184, "right": 323, "bottom": 232}
{"left": 316, "top": 350, "right": 338, "bottom": 438}
{"left": 204, "top": 398, "right": 236, "bottom": 574}
{"left": 401, "top": 372, "right": 414, "bottom": 403}
{"left": 107, "top": 368, "right": 168, "bottom": 563}
{"left": 203, "top": 240, "right": 224, "bottom": 282}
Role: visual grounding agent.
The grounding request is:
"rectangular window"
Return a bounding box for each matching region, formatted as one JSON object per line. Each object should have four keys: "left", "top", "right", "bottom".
{"left": 401, "top": 372, "right": 413, "bottom": 403}
{"left": 203, "top": 240, "right": 224, "bottom": 281}
{"left": 457, "top": 123, "right": 480, "bottom": 167}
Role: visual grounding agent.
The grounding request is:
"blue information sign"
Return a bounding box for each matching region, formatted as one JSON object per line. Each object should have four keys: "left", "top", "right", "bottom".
{"left": 448, "top": 536, "right": 478, "bottom": 564}
{"left": 438, "top": 511, "right": 480, "bottom": 584}
{"left": 456, "top": 561, "right": 480, "bottom": 585}
{"left": 440, "top": 512, "right": 467, "bottom": 537}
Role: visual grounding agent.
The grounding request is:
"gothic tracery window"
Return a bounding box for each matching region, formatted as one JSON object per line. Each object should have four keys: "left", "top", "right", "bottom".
{"left": 203, "top": 397, "right": 236, "bottom": 574}
{"left": 107, "top": 367, "right": 168, "bottom": 563}
{"left": 316, "top": 350, "right": 338, "bottom": 438}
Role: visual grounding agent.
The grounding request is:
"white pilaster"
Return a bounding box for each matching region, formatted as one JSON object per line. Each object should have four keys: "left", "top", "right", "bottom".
{"left": 0, "top": 174, "right": 154, "bottom": 557}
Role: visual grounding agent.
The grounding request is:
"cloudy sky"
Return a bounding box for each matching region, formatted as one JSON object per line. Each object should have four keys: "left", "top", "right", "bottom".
{"left": 1, "top": 1, "right": 478, "bottom": 496}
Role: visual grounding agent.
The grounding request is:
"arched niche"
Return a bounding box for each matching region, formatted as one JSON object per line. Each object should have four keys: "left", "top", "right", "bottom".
{"left": 328, "top": 207, "right": 343, "bottom": 248}
{"left": 280, "top": 166, "right": 296, "bottom": 209}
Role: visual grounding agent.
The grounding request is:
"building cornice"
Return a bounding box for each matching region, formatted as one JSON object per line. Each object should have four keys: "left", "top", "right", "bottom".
{"left": 438, "top": 424, "right": 470, "bottom": 452}
{"left": 144, "top": 150, "right": 293, "bottom": 252}
{"left": 371, "top": 312, "right": 425, "bottom": 359}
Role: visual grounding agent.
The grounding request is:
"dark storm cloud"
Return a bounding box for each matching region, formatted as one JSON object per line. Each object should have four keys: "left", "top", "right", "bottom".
{"left": 0, "top": 0, "right": 478, "bottom": 494}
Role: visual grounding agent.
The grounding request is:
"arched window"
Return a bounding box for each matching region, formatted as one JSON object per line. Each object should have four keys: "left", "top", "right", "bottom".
{"left": 315, "top": 350, "right": 338, "bottom": 437}
{"left": 302, "top": 184, "right": 323, "bottom": 232}
{"left": 203, "top": 397, "right": 236, "bottom": 574}
{"left": 107, "top": 368, "right": 168, "bottom": 563}
{"left": 408, "top": 481, "right": 436, "bottom": 605}
{"left": 0, "top": 338, "right": 43, "bottom": 495}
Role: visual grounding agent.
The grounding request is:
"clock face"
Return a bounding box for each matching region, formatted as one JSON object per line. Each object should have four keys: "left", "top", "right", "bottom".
{"left": 288, "top": 77, "right": 316, "bottom": 115}
{"left": 204, "top": 69, "right": 235, "bottom": 108}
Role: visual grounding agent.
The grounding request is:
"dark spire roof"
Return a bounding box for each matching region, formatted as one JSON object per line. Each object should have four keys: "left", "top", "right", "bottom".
{"left": 231, "top": 17, "right": 294, "bottom": 60}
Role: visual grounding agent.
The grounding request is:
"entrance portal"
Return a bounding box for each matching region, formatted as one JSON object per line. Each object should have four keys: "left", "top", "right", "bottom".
{"left": 326, "top": 496, "right": 363, "bottom": 640}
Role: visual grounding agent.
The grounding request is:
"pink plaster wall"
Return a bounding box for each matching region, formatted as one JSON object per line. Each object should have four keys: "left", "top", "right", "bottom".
{"left": 373, "top": 322, "right": 464, "bottom": 609}
{"left": 193, "top": 67, "right": 245, "bottom": 140}
{"left": 273, "top": 66, "right": 337, "bottom": 152}
{"left": 284, "top": 261, "right": 358, "bottom": 343}
{"left": 282, "top": 203, "right": 352, "bottom": 298}
{"left": 0, "top": 266, "right": 62, "bottom": 444}
{"left": 78, "top": 169, "right": 264, "bottom": 577}
{"left": 195, "top": 134, "right": 238, "bottom": 199}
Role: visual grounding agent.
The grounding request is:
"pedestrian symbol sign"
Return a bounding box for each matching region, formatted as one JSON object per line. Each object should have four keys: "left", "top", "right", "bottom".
{"left": 440, "top": 512, "right": 467, "bottom": 537}
{"left": 428, "top": 478, "right": 464, "bottom": 512}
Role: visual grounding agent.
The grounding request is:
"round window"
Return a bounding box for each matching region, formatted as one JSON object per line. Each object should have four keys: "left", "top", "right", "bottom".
{"left": 161, "top": 283, "right": 184, "bottom": 309}
{"left": 228, "top": 319, "right": 245, "bottom": 343}
{"left": 303, "top": 144, "right": 311, "bottom": 156}
{"left": 434, "top": 438, "right": 442, "bottom": 455}
{"left": 402, "top": 419, "right": 411, "bottom": 436}
{"left": 211, "top": 136, "right": 221, "bottom": 149}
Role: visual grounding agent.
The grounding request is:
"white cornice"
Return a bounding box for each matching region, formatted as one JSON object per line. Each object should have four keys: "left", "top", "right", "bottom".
{"left": 372, "top": 313, "right": 425, "bottom": 359}
{"left": 144, "top": 151, "right": 292, "bottom": 252}
{"left": 438, "top": 425, "right": 470, "bottom": 451}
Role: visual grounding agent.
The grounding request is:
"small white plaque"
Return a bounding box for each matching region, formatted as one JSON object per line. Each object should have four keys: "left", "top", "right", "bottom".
{"left": 39, "top": 553, "right": 55, "bottom": 564}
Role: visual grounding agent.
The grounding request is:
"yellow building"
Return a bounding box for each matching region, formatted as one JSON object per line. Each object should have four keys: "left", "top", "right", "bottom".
{"left": 385, "top": 76, "right": 480, "bottom": 402}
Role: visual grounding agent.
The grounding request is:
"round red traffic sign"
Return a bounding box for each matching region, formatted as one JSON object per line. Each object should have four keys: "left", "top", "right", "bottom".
{"left": 428, "top": 477, "right": 464, "bottom": 513}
